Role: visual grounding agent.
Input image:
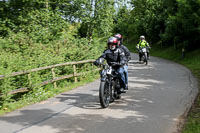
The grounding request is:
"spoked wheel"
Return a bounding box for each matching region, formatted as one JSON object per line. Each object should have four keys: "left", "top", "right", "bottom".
{"left": 99, "top": 81, "right": 111, "bottom": 108}
{"left": 144, "top": 53, "right": 148, "bottom": 65}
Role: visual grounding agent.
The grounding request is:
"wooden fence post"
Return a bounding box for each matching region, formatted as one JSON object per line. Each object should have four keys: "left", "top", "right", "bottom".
{"left": 73, "top": 65, "right": 77, "bottom": 83}
{"left": 0, "top": 60, "right": 95, "bottom": 95}
{"left": 28, "top": 73, "right": 32, "bottom": 87}
{"left": 51, "top": 68, "right": 57, "bottom": 88}
{"left": 92, "top": 63, "right": 94, "bottom": 70}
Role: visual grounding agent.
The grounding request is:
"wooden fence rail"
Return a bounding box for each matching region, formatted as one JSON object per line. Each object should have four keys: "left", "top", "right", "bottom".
{"left": 0, "top": 59, "right": 100, "bottom": 95}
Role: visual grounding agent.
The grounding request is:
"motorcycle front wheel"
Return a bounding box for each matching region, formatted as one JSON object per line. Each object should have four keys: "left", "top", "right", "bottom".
{"left": 99, "top": 80, "right": 111, "bottom": 108}
{"left": 144, "top": 53, "right": 148, "bottom": 65}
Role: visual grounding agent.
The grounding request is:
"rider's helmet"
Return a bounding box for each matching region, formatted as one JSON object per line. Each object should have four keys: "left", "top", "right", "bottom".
{"left": 107, "top": 37, "right": 118, "bottom": 50}
{"left": 114, "top": 33, "right": 123, "bottom": 46}
{"left": 140, "top": 35, "right": 145, "bottom": 40}
{"left": 114, "top": 33, "right": 122, "bottom": 41}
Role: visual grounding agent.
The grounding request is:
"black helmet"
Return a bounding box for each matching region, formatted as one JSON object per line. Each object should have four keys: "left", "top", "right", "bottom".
{"left": 107, "top": 37, "right": 118, "bottom": 50}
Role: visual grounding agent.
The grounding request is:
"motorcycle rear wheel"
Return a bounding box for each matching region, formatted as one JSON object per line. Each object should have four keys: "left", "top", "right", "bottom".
{"left": 114, "top": 79, "right": 121, "bottom": 99}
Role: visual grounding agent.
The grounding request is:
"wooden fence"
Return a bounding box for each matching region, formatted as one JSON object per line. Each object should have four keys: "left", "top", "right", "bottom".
{"left": 0, "top": 59, "right": 100, "bottom": 95}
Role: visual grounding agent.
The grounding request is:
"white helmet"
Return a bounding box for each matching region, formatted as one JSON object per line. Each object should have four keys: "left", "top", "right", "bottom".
{"left": 140, "top": 35, "right": 145, "bottom": 40}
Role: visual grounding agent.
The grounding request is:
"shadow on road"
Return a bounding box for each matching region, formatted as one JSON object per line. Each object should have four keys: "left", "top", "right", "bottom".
{"left": 0, "top": 56, "right": 179, "bottom": 133}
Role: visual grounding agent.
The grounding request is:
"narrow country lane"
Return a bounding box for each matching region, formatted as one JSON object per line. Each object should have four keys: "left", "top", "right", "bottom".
{"left": 0, "top": 53, "right": 198, "bottom": 133}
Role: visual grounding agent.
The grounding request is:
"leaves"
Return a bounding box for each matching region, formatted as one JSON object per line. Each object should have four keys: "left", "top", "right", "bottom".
{"left": 113, "top": 0, "right": 200, "bottom": 50}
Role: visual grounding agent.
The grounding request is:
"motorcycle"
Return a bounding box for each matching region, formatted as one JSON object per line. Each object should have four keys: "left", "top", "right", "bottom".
{"left": 138, "top": 47, "right": 148, "bottom": 65}
{"left": 99, "top": 64, "right": 123, "bottom": 108}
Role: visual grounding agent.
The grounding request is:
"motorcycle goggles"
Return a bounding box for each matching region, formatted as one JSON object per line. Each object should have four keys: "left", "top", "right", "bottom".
{"left": 108, "top": 42, "right": 117, "bottom": 45}
{"left": 108, "top": 43, "right": 117, "bottom": 50}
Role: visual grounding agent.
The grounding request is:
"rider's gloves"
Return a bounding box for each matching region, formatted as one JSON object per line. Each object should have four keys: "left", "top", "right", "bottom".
{"left": 110, "top": 62, "right": 118, "bottom": 66}
{"left": 94, "top": 60, "right": 100, "bottom": 66}
{"left": 110, "top": 62, "right": 121, "bottom": 66}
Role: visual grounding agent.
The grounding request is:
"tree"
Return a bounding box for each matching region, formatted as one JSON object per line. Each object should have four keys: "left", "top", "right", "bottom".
{"left": 164, "top": 0, "right": 200, "bottom": 50}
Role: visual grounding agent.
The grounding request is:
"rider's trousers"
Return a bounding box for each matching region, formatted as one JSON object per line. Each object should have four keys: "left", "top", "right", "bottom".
{"left": 123, "top": 65, "right": 128, "bottom": 85}
{"left": 117, "top": 67, "right": 126, "bottom": 88}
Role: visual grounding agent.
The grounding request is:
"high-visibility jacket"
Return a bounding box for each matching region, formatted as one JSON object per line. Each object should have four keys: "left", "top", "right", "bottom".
{"left": 137, "top": 40, "right": 149, "bottom": 48}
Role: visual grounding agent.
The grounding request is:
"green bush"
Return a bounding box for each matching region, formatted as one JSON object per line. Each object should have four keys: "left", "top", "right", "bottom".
{"left": 0, "top": 30, "right": 105, "bottom": 109}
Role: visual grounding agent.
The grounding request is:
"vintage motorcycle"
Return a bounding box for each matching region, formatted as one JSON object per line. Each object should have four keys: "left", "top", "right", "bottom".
{"left": 137, "top": 47, "right": 148, "bottom": 65}
{"left": 98, "top": 63, "right": 124, "bottom": 108}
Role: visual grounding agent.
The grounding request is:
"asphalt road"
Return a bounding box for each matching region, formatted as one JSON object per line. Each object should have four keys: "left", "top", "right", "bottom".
{"left": 0, "top": 53, "right": 198, "bottom": 133}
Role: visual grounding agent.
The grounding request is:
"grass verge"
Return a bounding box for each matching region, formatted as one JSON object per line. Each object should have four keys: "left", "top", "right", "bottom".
{"left": 125, "top": 41, "right": 200, "bottom": 133}
{"left": 150, "top": 46, "right": 200, "bottom": 133}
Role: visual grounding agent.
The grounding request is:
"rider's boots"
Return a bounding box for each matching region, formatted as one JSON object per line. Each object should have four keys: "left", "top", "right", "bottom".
{"left": 119, "top": 88, "right": 126, "bottom": 93}
{"left": 124, "top": 84, "right": 128, "bottom": 90}
{"left": 147, "top": 52, "right": 150, "bottom": 60}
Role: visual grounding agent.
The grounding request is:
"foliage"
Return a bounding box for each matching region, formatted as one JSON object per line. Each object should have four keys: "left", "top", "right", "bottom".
{"left": 122, "top": 2, "right": 200, "bottom": 131}
{"left": 0, "top": 0, "right": 127, "bottom": 115}
{"left": 164, "top": 0, "right": 200, "bottom": 50}
{"left": 75, "top": 0, "right": 116, "bottom": 38}
{"left": 0, "top": 32, "right": 104, "bottom": 90}
{"left": 115, "top": 0, "right": 200, "bottom": 50}
{"left": 113, "top": 6, "right": 131, "bottom": 40}
{"left": 0, "top": 0, "right": 117, "bottom": 39}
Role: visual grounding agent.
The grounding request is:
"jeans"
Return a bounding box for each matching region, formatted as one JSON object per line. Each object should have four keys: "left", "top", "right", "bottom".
{"left": 117, "top": 67, "right": 126, "bottom": 88}
{"left": 123, "top": 65, "right": 128, "bottom": 84}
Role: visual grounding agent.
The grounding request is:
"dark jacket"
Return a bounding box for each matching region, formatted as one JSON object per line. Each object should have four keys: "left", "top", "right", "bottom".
{"left": 97, "top": 48, "right": 126, "bottom": 69}
{"left": 119, "top": 44, "right": 131, "bottom": 62}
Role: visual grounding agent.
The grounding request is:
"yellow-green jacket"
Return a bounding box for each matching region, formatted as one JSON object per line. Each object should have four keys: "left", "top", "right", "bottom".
{"left": 137, "top": 40, "right": 149, "bottom": 48}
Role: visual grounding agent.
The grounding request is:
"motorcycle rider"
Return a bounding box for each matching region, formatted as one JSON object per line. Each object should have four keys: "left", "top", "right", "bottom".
{"left": 136, "top": 35, "right": 150, "bottom": 61}
{"left": 114, "top": 33, "right": 131, "bottom": 90}
{"left": 94, "top": 37, "right": 127, "bottom": 92}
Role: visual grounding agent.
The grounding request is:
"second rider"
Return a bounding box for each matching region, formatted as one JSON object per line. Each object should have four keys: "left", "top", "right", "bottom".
{"left": 114, "top": 33, "right": 131, "bottom": 90}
